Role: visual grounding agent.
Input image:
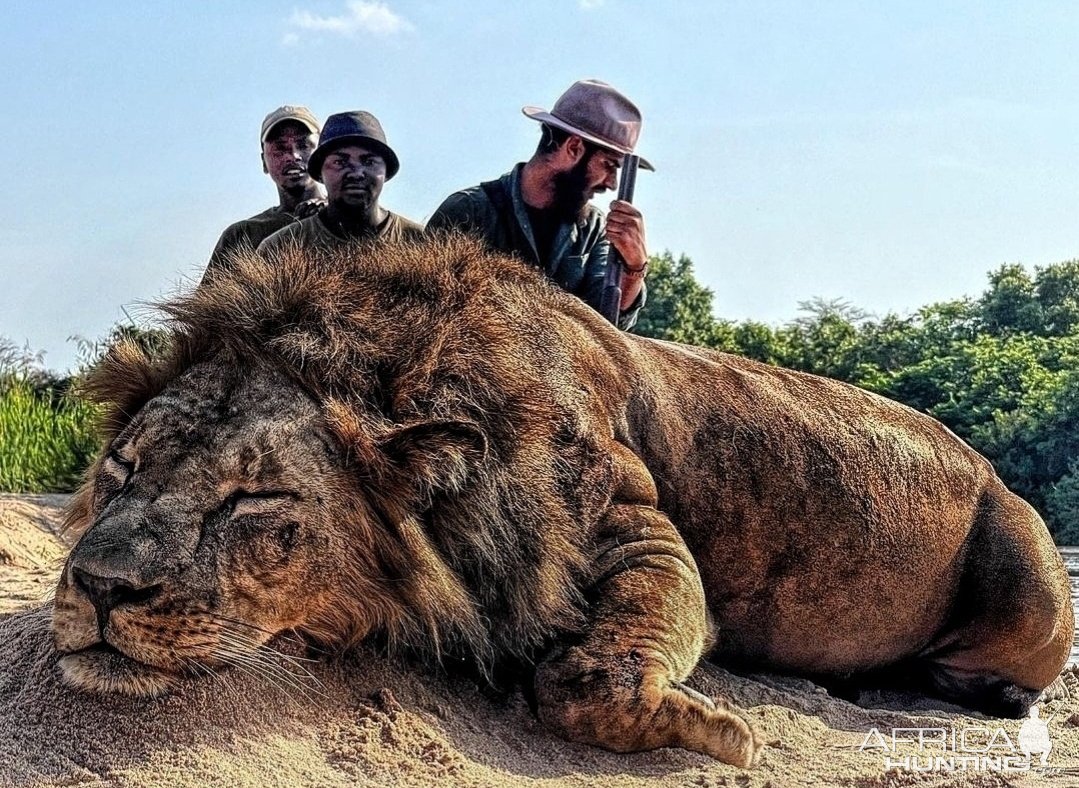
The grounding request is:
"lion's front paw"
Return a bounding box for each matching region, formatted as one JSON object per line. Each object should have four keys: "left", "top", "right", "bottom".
{"left": 694, "top": 702, "right": 763, "bottom": 768}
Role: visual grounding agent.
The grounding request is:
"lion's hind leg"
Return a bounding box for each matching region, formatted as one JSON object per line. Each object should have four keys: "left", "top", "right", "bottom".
{"left": 919, "top": 486, "right": 1073, "bottom": 718}
{"left": 534, "top": 504, "right": 762, "bottom": 767}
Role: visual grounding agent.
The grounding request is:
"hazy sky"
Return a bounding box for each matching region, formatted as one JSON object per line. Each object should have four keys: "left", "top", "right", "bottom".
{"left": 2, "top": 1, "right": 1077, "bottom": 371}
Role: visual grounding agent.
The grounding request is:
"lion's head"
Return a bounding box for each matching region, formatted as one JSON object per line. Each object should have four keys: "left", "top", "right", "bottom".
{"left": 53, "top": 237, "right": 595, "bottom": 696}
{"left": 54, "top": 357, "right": 360, "bottom": 694}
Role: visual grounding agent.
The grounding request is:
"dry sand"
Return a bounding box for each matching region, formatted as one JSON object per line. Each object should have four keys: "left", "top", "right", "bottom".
{"left": 2, "top": 494, "right": 1077, "bottom": 787}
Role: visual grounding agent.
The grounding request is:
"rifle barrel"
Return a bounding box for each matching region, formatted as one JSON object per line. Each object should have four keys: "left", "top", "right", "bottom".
{"left": 600, "top": 154, "right": 642, "bottom": 325}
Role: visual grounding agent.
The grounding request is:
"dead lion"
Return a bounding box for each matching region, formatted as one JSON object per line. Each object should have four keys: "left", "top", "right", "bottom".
{"left": 52, "top": 236, "right": 1073, "bottom": 768}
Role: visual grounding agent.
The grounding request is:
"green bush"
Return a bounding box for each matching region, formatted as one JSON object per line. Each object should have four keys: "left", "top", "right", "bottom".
{"left": 0, "top": 377, "right": 100, "bottom": 492}
{"left": 0, "top": 338, "right": 101, "bottom": 493}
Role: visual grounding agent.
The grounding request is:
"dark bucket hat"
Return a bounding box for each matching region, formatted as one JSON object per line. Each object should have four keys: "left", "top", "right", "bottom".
{"left": 307, "top": 111, "right": 400, "bottom": 181}
{"left": 523, "top": 79, "right": 654, "bottom": 171}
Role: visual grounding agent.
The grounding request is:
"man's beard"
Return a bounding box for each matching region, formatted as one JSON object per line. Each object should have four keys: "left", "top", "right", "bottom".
{"left": 550, "top": 154, "right": 593, "bottom": 223}
{"left": 282, "top": 176, "right": 313, "bottom": 199}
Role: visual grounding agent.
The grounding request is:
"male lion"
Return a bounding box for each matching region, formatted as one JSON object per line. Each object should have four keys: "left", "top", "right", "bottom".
{"left": 52, "top": 236, "right": 1073, "bottom": 769}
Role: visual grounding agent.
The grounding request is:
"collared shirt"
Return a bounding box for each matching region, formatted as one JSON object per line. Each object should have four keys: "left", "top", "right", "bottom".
{"left": 202, "top": 206, "right": 299, "bottom": 284}
{"left": 257, "top": 207, "right": 425, "bottom": 255}
{"left": 426, "top": 164, "right": 645, "bottom": 330}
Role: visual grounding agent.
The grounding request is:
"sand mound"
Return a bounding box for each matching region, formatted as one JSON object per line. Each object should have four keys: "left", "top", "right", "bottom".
{"left": 0, "top": 495, "right": 69, "bottom": 618}
{"left": 0, "top": 494, "right": 68, "bottom": 567}
{"left": 2, "top": 497, "right": 1077, "bottom": 787}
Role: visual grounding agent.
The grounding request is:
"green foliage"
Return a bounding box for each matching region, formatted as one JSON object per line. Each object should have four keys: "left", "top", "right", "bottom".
{"left": 0, "top": 339, "right": 100, "bottom": 492}
{"left": 631, "top": 252, "right": 725, "bottom": 346}
{"left": 780, "top": 298, "right": 867, "bottom": 381}
{"left": 730, "top": 321, "right": 788, "bottom": 365}
{"left": 1045, "top": 460, "right": 1079, "bottom": 545}
{"left": 0, "top": 378, "right": 100, "bottom": 492}
{"left": 0, "top": 324, "right": 168, "bottom": 494}
{"left": 980, "top": 264, "right": 1042, "bottom": 335}
{"left": 979, "top": 260, "right": 1079, "bottom": 338}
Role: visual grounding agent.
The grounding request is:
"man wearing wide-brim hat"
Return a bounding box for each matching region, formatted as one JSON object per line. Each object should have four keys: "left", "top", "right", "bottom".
{"left": 259, "top": 110, "right": 423, "bottom": 255}
{"left": 427, "top": 79, "right": 651, "bottom": 330}
{"left": 202, "top": 105, "right": 325, "bottom": 284}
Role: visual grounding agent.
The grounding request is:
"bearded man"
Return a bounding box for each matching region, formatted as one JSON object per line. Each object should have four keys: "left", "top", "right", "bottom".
{"left": 426, "top": 80, "right": 652, "bottom": 330}
{"left": 202, "top": 105, "right": 325, "bottom": 282}
{"left": 259, "top": 110, "right": 423, "bottom": 255}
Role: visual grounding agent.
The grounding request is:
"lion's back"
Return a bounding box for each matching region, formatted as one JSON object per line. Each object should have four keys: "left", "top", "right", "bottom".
{"left": 618, "top": 336, "right": 1011, "bottom": 670}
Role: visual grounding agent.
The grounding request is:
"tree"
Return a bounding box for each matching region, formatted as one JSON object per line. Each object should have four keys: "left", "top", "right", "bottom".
{"left": 979, "top": 264, "right": 1042, "bottom": 335}
{"left": 781, "top": 298, "right": 867, "bottom": 380}
{"left": 631, "top": 252, "right": 723, "bottom": 346}
{"left": 1045, "top": 460, "right": 1079, "bottom": 545}
{"left": 731, "top": 321, "right": 789, "bottom": 365}
{"left": 1034, "top": 259, "right": 1079, "bottom": 336}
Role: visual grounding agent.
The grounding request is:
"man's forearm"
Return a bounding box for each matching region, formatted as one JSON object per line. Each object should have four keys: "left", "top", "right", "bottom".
{"left": 619, "top": 264, "right": 646, "bottom": 310}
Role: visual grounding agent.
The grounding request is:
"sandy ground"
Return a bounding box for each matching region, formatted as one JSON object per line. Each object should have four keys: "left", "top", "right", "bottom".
{"left": 2, "top": 494, "right": 1078, "bottom": 787}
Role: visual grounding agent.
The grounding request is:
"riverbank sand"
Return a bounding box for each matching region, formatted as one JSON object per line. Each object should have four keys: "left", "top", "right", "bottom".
{"left": 2, "top": 494, "right": 1076, "bottom": 787}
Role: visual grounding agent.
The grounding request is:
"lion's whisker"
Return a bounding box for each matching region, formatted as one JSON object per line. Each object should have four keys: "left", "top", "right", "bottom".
{"left": 207, "top": 615, "right": 327, "bottom": 658}
{"left": 196, "top": 658, "right": 243, "bottom": 703}
{"left": 214, "top": 656, "right": 291, "bottom": 695}
{"left": 252, "top": 645, "right": 323, "bottom": 684}
{"left": 215, "top": 629, "right": 324, "bottom": 672}
{"left": 205, "top": 613, "right": 278, "bottom": 637}
{"left": 212, "top": 643, "right": 325, "bottom": 697}
{"left": 225, "top": 656, "right": 325, "bottom": 701}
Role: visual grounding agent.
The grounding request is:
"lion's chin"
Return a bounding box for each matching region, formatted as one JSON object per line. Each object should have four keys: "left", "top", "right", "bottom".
{"left": 57, "top": 645, "right": 180, "bottom": 697}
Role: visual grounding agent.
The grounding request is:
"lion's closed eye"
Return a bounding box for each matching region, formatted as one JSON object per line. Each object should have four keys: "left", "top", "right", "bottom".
{"left": 228, "top": 490, "right": 298, "bottom": 518}
{"left": 104, "top": 450, "right": 134, "bottom": 480}
{"left": 95, "top": 450, "right": 135, "bottom": 504}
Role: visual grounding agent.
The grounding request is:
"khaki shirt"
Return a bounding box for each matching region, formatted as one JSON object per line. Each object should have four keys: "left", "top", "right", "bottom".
{"left": 203, "top": 206, "right": 299, "bottom": 284}
{"left": 258, "top": 208, "right": 424, "bottom": 255}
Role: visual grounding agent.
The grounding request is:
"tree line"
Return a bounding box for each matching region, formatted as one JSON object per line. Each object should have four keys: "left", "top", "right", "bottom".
{"left": 634, "top": 253, "right": 1079, "bottom": 544}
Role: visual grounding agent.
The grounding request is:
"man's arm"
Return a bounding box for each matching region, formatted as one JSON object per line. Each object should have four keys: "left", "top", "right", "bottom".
{"left": 426, "top": 191, "right": 479, "bottom": 234}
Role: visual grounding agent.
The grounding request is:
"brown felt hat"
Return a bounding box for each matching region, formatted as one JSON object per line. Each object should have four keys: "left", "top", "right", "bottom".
{"left": 523, "top": 80, "right": 654, "bottom": 171}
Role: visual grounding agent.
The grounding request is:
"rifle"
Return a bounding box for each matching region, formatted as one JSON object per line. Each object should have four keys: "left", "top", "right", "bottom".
{"left": 599, "top": 153, "right": 641, "bottom": 325}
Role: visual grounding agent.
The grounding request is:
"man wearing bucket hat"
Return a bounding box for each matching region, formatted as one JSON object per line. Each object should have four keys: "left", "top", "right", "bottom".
{"left": 202, "top": 105, "right": 325, "bottom": 283}
{"left": 259, "top": 110, "right": 423, "bottom": 255}
{"left": 427, "top": 79, "right": 651, "bottom": 329}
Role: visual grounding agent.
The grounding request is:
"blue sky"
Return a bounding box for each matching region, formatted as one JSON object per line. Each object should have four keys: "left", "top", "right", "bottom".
{"left": 2, "top": 1, "right": 1078, "bottom": 371}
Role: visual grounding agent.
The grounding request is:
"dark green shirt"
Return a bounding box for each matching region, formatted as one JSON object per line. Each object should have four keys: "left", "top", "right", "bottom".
{"left": 426, "top": 163, "right": 645, "bottom": 330}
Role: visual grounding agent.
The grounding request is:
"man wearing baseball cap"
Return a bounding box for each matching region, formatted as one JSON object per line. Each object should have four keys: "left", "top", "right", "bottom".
{"left": 258, "top": 110, "right": 423, "bottom": 255}
{"left": 201, "top": 105, "right": 325, "bottom": 283}
{"left": 426, "top": 79, "right": 651, "bottom": 330}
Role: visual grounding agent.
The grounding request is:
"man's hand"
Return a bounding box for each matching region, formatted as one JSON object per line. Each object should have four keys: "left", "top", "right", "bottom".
{"left": 295, "top": 197, "right": 327, "bottom": 219}
{"left": 606, "top": 200, "right": 648, "bottom": 312}
{"left": 606, "top": 200, "right": 647, "bottom": 271}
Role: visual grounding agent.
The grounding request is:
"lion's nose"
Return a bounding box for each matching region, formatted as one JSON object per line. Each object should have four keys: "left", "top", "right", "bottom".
{"left": 71, "top": 567, "right": 162, "bottom": 620}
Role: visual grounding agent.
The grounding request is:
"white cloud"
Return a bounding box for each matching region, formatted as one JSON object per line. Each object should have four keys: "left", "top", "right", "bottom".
{"left": 281, "top": 32, "right": 300, "bottom": 46}
{"left": 287, "top": 1, "right": 414, "bottom": 39}
{"left": 579, "top": 0, "right": 605, "bottom": 9}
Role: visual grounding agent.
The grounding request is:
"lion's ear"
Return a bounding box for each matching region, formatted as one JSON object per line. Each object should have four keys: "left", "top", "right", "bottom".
{"left": 377, "top": 421, "right": 488, "bottom": 505}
